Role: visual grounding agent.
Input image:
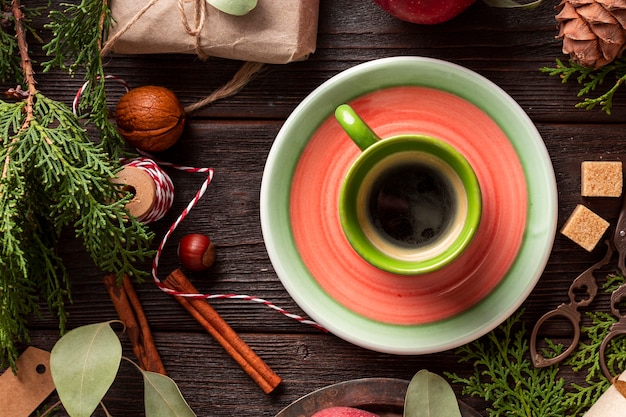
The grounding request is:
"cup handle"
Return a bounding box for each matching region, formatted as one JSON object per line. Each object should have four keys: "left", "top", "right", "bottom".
{"left": 335, "top": 104, "right": 381, "bottom": 151}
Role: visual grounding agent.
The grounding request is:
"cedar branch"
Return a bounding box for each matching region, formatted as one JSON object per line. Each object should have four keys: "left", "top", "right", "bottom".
{"left": 1, "top": 0, "right": 35, "bottom": 187}
{"left": 12, "top": 0, "right": 36, "bottom": 115}
{"left": 2, "top": 1, "right": 51, "bottom": 189}
{"left": 98, "top": 0, "right": 107, "bottom": 50}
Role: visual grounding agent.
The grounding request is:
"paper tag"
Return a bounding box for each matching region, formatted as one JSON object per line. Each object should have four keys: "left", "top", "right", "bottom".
{"left": 0, "top": 347, "right": 56, "bottom": 417}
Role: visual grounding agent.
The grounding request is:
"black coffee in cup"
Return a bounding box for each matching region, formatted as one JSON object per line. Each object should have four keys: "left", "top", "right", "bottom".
{"left": 368, "top": 162, "right": 456, "bottom": 248}
{"left": 335, "top": 103, "right": 481, "bottom": 274}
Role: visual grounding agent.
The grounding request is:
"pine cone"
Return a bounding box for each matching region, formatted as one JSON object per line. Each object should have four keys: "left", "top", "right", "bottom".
{"left": 556, "top": 0, "right": 626, "bottom": 68}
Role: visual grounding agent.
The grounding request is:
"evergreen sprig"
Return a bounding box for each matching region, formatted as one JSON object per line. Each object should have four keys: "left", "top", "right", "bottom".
{"left": 0, "top": 0, "right": 42, "bottom": 83}
{"left": 0, "top": 3, "right": 21, "bottom": 83}
{"left": 446, "top": 310, "right": 568, "bottom": 417}
{"left": 542, "top": 58, "right": 626, "bottom": 115}
{"left": 0, "top": 97, "right": 69, "bottom": 370}
{"left": 0, "top": 91, "right": 155, "bottom": 369}
{"left": 447, "top": 274, "right": 626, "bottom": 416}
{"left": 562, "top": 273, "right": 626, "bottom": 416}
{"left": 43, "top": 0, "right": 124, "bottom": 159}
{"left": 0, "top": 0, "right": 156, "bottom": 369}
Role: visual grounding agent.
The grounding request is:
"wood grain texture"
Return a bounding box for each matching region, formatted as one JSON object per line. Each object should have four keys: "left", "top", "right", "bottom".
{"left": 3, "top": 0, "right": 625, "bottom": 415}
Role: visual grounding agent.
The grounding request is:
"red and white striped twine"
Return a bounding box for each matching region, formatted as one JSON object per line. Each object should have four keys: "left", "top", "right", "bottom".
{"left": 120, "top": 157, "right": 175, "bottom": 224}
{"left": 73, "top": 76, "right": 326, "bottom": 332}
{"left": 73, "top": 74, "right": 130, "bottom": 116}
{"left": 138, "top": 152, "right": 327, "bottom": 332}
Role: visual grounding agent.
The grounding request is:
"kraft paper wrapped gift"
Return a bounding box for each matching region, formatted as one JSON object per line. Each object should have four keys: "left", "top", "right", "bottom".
{"left": 107, "top": 0, "right": 320, "bottom": 64}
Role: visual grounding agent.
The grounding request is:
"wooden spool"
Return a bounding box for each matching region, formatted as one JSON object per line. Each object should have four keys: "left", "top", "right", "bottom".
{"left": 109, "top": 165, "right": 157, "bottom": 220}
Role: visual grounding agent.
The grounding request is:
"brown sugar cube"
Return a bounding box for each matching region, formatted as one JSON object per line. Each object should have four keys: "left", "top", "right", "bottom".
{"left": 561, "top": 204, "right": 610, "bottom": 252}
{"left": 581, "top": 161, "right": 623, "bottom": 197}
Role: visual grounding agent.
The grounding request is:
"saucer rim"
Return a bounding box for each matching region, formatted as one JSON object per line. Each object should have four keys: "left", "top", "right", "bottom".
{"left": 260, "top": 56, "right": 557, "bottom": 354}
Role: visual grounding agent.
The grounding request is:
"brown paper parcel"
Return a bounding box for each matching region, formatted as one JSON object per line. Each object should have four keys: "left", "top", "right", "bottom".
{"left": 108, "top": 0, "right": 320, "bottom": 64}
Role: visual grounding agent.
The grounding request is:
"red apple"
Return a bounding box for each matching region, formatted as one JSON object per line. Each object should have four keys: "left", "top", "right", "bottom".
{"left": 373, "top": 0, "right": 477, "bottom": 25}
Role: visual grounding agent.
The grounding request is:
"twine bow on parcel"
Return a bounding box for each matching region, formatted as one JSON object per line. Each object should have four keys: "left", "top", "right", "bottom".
{"left": 100, "top": 0, "right": 264, "bottom": 113}
{"left": 177, "top": 0, "right": 208, "bottom": 59}
{"left": 102, "top": 0, "right": 207, "bottom": 59}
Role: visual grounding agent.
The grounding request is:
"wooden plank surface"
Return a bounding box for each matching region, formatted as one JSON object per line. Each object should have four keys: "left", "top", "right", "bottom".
{"left": 3, "top": 0, "right": 626, "bottom": 415}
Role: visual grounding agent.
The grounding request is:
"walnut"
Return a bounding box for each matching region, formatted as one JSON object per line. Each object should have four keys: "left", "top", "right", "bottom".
{"left": 115, "top": 86, "right": 185, "bottom": 152}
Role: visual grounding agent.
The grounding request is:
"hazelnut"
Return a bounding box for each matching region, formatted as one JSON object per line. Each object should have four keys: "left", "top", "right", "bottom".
{"left": 115, "top": 86, "right": 185, "bottom": 152}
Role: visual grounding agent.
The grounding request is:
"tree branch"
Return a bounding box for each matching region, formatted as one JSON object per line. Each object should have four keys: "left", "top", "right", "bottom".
{"left": 12, "top": 0, "right": 35, "bottom": 90}
{"left": 12, "top": 0, "right": 36, "bottom": 117}
{"left": 2, "top": 0, "right": 37, "bottom": 187}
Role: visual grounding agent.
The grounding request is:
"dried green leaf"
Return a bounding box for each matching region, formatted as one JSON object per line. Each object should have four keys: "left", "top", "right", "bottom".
{"left": 142, "top": 370, "right": 197, "bottom": 417}
{"left": 404, "top": 370, "right": 461, "bottom": 417}
{"left": 50, "top": 322, "right": 122, "bottom": 417}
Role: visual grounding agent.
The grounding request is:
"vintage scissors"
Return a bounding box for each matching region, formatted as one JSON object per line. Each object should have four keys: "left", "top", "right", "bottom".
{"left": 531, "top": 194, "right": 626, "bottom": 380}
{"left": 530, "top": 241, "right": 611, "bottom": 368}
{"left": 599, "top": 282, "right": 626, "bottom": 379}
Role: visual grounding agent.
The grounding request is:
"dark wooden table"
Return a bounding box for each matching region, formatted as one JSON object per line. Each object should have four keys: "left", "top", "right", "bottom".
{"left": 7, "top": 0, "right": 626, "bottom": 415}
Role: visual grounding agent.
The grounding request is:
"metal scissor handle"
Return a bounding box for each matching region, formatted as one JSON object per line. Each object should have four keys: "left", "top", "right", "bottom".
{"left": 530, "top": 304, "right": 581, "bottom": 367}
{"left": 531, "top": 242, "right": 613, "bottom": 368}
{"left": 599, "top": 283, "right": 626, "bottom": 380}
{"left": 599, "top": 194, "right": 626, "bottom": 380}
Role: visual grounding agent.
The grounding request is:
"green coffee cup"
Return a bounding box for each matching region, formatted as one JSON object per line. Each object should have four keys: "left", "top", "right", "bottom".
{"left": 335, "top": 104, "right": 482, "bottom": 275}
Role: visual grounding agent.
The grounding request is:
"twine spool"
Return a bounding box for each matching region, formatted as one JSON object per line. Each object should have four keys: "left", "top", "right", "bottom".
{"left": 140, "top": 154, "right": 327, "bottom": 332}
{"left": 73, "top": 79, "right": 324, "bottom": 332}
{"left": 112, "top": 157, "right": 175, "bottom": 224}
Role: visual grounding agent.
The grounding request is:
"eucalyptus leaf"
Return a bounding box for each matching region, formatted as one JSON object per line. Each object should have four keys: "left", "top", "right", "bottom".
{"left": 142, "top": 370, "right": 197, "bottom": 417}
{"left": 206, "top": 0, "right": 257, "bottom": 16}
{"left": 482, "top": 0, "right": 543, "bottom": 9}
{"left": 404, "top": 370, "right": 462, "bottom": 417}
{"left": 50, "top": 321, "right": 122, "bottom": 417}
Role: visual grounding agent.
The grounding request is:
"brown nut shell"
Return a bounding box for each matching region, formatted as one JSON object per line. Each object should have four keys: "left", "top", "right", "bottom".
{"left": 115, "top": 86, "right": 185, "bottom": 152}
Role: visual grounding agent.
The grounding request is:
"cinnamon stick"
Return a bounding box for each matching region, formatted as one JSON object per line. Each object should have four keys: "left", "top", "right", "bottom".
{"left": 104, "top": 274, "right": 166, "bottom": 375}
{"left": 163, "top": 268, "right": 282, "bottom": 394}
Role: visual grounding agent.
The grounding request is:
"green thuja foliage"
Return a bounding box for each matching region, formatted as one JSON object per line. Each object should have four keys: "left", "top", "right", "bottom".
{"left": 447, "top": 275, "right": 626, "bottom": 416}
{"left": 0, "top": 1, "right": 42, "bottom": 83}
{"left": 43, "top": 0, "right": 124, "bottom": 159}
{"left": 542, "top": 58, "right": 626, "bottom": 115}
{"left": 562, "top": 274, "right": 626, "bottom": 416}
{"left": 447, "top": 311, "right": 568, "bottom": 417}
{"left": 0, "top": 0, "right": 154, "bottom": 369}
{"left": 0, "top": 2, "right": 21, "bottom": 82}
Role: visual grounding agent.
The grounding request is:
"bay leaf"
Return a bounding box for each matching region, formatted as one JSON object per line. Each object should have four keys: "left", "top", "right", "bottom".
{"left": 404, "top": 369, "right": 462, "bottom": 417}
{"left": 142, "top": 370, "right": 197, "bottom": 417}
{"left": 50, "top": 321, "right": 122, "bottom": 417}
{"left": 206, "top": 0, "right": 257, "bottom": 16}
